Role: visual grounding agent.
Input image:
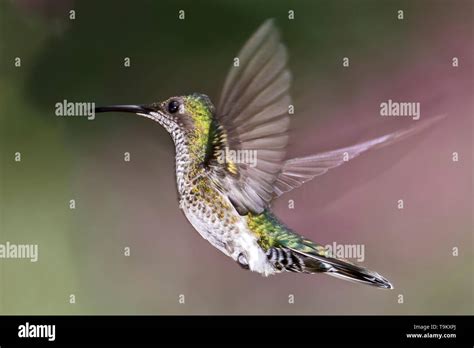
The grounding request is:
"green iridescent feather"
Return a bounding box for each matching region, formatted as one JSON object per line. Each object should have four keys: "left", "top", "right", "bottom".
{"left": 247, "top": 210, "right": 331, "bottom": 257}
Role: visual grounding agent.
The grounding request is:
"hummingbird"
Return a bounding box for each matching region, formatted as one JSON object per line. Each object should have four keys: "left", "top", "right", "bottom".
{"left": 95, "top": 19, "right": 443, "bottom": 289}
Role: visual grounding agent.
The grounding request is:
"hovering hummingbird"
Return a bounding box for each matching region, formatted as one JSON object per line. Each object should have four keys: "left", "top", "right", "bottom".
{"left": 96, "top": 19, "right": 442, "bottom": 289}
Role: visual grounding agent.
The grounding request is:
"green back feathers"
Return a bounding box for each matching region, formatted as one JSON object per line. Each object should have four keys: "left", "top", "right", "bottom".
{"left": 183, "top": 94, "right": 213, "bottom": 157}
{"left": 184, "top": 94, "right": 238, "bottom": 175}
{"left": 246, "top": 210, "right": 329, "bottom": 257}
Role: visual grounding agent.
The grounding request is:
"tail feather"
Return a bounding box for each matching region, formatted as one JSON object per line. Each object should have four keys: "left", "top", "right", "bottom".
{"left": 288, "top": 247, "right": 394, "bottom": 289}
{"left": 325, "top": 261, "right": 394, "bottom": 289}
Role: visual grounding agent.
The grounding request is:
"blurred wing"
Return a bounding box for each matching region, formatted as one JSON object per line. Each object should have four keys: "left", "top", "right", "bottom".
{"left": 214, "top": 19, "right": 292, "bottom": 214}
{"left": 273, "top": 115, "right": 446, "bottom": 197}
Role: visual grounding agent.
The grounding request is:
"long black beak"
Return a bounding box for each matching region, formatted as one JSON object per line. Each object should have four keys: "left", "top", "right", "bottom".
{"left": 94, "top": 105, "right": 153, "bottom": 114}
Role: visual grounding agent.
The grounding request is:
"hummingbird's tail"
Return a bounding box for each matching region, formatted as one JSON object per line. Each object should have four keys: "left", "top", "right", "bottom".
{"left": 288, "top": 247, "right": 393, "bottom": 289}
{"left": 249, "top": 210, "right": 393, "bottom": 288}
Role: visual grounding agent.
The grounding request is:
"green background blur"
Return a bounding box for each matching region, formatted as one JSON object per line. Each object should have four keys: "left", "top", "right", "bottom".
{"left": 0, "top": 0, "right": 472, "bottom": 314}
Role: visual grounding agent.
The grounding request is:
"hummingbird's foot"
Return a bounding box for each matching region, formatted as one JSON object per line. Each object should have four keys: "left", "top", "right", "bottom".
{"left": 237, "top": 253, "right": 249, "bottom": 270}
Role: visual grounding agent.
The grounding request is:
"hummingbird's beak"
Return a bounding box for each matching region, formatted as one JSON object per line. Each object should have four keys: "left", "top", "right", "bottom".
{"left": 94, "top": 104, "right": 153, "bottom": 114}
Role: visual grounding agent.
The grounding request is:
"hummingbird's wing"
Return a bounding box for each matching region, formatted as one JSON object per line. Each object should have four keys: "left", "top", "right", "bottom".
{"left": 273, "top": 114, "right": 445, "bottom": 197}
{"left": 214, "top": 19, "right": 292, "bottom": 215}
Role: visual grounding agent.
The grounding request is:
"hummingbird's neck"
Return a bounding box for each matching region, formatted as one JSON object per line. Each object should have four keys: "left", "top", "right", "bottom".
{"left": 157, "top": 95, "right": 215, "bottom": 194}
{"left": 171, "top": 124, "right": 210, "bottom": 195}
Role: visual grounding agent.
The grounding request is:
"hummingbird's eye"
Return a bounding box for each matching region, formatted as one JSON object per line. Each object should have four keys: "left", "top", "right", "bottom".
{"left": 167, "top": 100, "right": 180, "bottom": 114}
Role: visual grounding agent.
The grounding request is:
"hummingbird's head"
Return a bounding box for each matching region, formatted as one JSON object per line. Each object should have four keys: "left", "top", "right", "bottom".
{"left": 95, "top": 93, "right": 215, "bottom": 148}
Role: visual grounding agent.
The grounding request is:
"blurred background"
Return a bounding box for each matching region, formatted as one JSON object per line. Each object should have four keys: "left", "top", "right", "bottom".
{"left": 0, "top": 0, "right": 472, "bottom": 314}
